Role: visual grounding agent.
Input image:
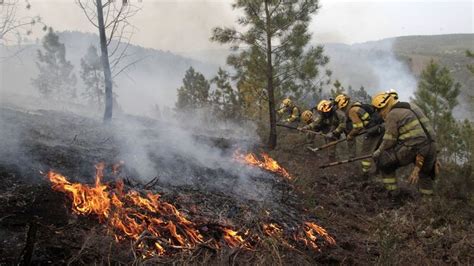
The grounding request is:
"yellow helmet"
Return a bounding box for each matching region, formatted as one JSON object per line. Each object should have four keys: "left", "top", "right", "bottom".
{"left": 282, "top": 98, "right": 292, "bottom": 107}
{"left": 301, "top": 110, "right": 313, "bottom": 124}
{"left": 335, "top": 94, "right": 350, "bottom": 109}
{"left": 317, "top": 100, "right": 333, "bottom": 113}
{"left": 372, "top": 92, "right": 396, "bottom": 109}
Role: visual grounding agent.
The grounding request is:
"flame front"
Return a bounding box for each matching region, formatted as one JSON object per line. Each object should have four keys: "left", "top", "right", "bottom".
{"left": 47, "top": 163, "right": 335, "bottom": 257}
{"left": 234, "top": 151, "right": 293, "bottom": 180}
{"left": 47, "top": 165, "right": 208, "bottom": 256}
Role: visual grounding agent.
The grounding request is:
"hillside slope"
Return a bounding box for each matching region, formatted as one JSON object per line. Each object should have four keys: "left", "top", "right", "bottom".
{"left": 0, "top": 31, "right": 218, "bottom": 116}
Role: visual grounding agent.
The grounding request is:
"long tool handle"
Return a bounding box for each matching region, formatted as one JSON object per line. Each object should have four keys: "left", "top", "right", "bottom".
{"left": 276, "top": 123, "right": 323, "bottom": 135}
{"left": 307, "top": 129, "right": 371, "bottom": 153}
{"left": 319, "top": 154, "right": 372, "bottom": 169}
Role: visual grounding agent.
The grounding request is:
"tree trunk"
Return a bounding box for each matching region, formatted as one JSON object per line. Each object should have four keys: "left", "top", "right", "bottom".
{"left": 265, "top": 0, "right": 277, "bottom": 149}
{"left": 96, "top": 0, "right": 114, "bottom": 122}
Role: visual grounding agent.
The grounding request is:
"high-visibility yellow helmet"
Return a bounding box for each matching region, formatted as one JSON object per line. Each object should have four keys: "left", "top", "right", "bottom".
{"left": 301, "top": 110, "right": 313, "bottom": 124}
{"left": 372, "top": 92, "right": 395, "bottom": 109}
{"left": 282, "top": 98, "right": 292, "bottom": 107}
{"left": 335, "top": 94, "right": 350, "bottom": 109}
{"left": 317, "top": 100, "right": 333, "bottom": 113}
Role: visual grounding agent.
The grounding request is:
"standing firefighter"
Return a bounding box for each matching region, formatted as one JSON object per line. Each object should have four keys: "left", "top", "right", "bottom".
{"left": 371, "top": 91, "right": 438, "bottom": 196}
{"left": 335, "top": 94, "right": 384, "bottom": 174}
{"left": 277, "top": 98, "right": 301, "bottom": 125}
{"left": 298, "top": 100, "right": 346, "bottom": 161}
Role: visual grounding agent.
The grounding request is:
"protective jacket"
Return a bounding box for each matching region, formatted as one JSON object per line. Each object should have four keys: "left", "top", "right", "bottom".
{"left": 345, "top": 102, "right": 383, "bottom": 137}
{"left": 376, "top": 102, "right": 437, "bottom": 195}
{"left": 306, "top": 109, "right": 346, "bottom": 136}
{"left": 344, "top": 102, "right": 383, "bottom": 173}
{"left": 378, "top": 102, "right": 435, "bottom": 151}
{"left": 277, "top": 106, "right": 301, "bottom": 123}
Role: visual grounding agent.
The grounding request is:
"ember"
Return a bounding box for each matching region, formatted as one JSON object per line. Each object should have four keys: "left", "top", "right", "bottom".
{"left": 234, "top": 150, "right": 293, "bottom": 180}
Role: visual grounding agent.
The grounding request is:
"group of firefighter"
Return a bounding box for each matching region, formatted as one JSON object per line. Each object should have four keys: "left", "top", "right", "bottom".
{"left": 277, "top": 90, "right": 439, "bottom": 198}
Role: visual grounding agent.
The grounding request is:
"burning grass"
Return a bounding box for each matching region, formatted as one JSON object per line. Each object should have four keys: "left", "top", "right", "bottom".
{"left": 233, "top": 150, "right": 293, "bottom": 181}
{"left": 45, "top": 161, "right": 335, "bottom": 260}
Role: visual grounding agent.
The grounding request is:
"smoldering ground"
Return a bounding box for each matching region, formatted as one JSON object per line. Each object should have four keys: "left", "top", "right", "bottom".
{"left": 0, "top": 93, "right": 282, "bottom": 204}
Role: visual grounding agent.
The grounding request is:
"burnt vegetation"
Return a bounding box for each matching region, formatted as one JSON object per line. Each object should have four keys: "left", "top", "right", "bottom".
{"left": 1, "top": 0, "right": 473, "bottom": 265}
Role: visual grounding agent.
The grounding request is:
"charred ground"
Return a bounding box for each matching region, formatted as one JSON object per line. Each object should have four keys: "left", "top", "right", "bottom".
{"left": 0, "top": 105, "right": 472, "bottom": 265}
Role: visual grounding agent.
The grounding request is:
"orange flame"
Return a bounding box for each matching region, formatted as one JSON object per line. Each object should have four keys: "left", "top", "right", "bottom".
{"left": 299, "top": 222, "right": 336, "bottom": 251}
{"left": 222, "top": 228, "right": 246, "bottom": 248}
{"left": 47, "top": 164, "right": 206, "bottom": 256}
{"left": 263, "top": 223, "right": 283, "bottom": 237}
{"left": 234, "top": 150, "right": 293, "bottom": 180}
{"left": 47, "top": 163, "right": 336, "bottom": 256}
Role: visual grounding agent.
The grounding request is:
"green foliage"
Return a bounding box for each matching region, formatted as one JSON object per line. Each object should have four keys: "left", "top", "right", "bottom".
{"left": 329, "top": 81, "right": 371, "bottom": 104}
{"left": 330, "top": 79, "right": 345, "bottom": 97}
{"left": 175, "top": 67, "right": 210, "bottom": 111}
{"left": 31, "top": 27, "right": 76, "bottom": 99}
{"left": 413, "top": 59, "right": 460, "bottom": 133}
{"left": 212, "top": 0, "right": 328, "bottom": 146}
{"left": 414, "top": 60, "right": 473, "bottom": 201}
{"left": 466, "top": 50, "right": 474, "bottom": 75}
{"left": 349, "top": 86, "right": 372, "bottom": 104}
{"left": 80, "top": 45, "right": 104, "bottom": 108}
{"left": 209, "top": 68, "right": 242, "bottom": 120}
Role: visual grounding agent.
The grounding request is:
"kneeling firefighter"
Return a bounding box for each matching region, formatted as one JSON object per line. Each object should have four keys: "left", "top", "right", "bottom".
{"left": 335, "top": 94, "right": 384, "bottom": 174}
{"left": 298, "top": 100, "right": 346, "bottom": 161}
{"left": 371, "top": 91, "right": 438, "bottom": 196}
{"left": 277, "top": 98, "right": 301, "bottom": 125}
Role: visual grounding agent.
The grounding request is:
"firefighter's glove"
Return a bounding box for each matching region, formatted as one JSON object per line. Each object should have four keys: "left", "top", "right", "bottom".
{"left": 408, "top": 167, "right": 420, "bottom": 185}
{"left": 372, "top": 149, "right": 381, "bottom": 160}
{"left": 346, "top": 133, "right": 355, "bottom": 141}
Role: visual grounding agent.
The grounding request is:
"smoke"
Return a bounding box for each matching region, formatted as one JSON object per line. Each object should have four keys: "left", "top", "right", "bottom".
{"left": 324, "top": 38, "right": 417, "bottom": 100}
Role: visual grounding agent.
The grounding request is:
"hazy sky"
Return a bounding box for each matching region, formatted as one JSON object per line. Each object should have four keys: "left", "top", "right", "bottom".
{"left": 20, "top": 0, "right": 474, "bottom": 52}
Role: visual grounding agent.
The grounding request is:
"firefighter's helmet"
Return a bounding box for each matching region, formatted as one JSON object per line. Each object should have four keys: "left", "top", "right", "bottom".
{"left": 301, "top": 110, "right": 313, "bottom": 124}
{"left": 372, "top": 92, "right": 395, "bottom": 109}
{"left": 335, "top": 94, "right": 350, "bottom": 109}
{"left": 282, "top": 98, "right": 292, "bottom": 107}
{"left": 386, "top": 89, "right": 399, "bottom": 100}
{"left": 317, "top": 100, "right": 333, "bottom": 113}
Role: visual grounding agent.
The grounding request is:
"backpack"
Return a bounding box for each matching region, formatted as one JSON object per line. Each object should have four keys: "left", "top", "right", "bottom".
{"left": 352, "top": 102, "right": 384, "bottom": 128}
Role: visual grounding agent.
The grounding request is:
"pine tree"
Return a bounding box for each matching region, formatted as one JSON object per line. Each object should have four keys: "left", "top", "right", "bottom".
{"left": 211, "top": 0, "right": 327, "bottom": 149}
{"left": 330, "top": 79, "right": 345, "bottom": 97}
{"left": 80, "top": 45, "right": 104, "bottom": 108}
{"left": 32, "top": 27, "right": 76, "bottom": 99}
{"left": 210, "top": 68, "right": 241, "bottom": 120}
{"left": 176, "top": 67, "right": 210, "bottom": 111}
{"left": 413, "top": 60, "right": 461, "bottom": 163}
{"left": 351, "top": 86, "right": 371, "bottom": 103}
{"left": 466, "top": 50, "right": 474, "bottom": 75}
{"left": 413, "top": 59, "right": 461, "bottom": 133}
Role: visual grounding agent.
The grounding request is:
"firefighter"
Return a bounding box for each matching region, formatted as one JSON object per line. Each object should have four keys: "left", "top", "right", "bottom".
{"left": 277, "top": 98, "right": 301, "bottom": 125}
{"left": 371, "top": 91, "right": 438, "bottom": 196}
{"left": 334, "top": 94, "right": 384, "bottom": 174}
{"left": 300, "top": 110, "right": 316, "bottom": 144}
{"left": 298, "top": 100, "right": 346, "bottom": 161}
